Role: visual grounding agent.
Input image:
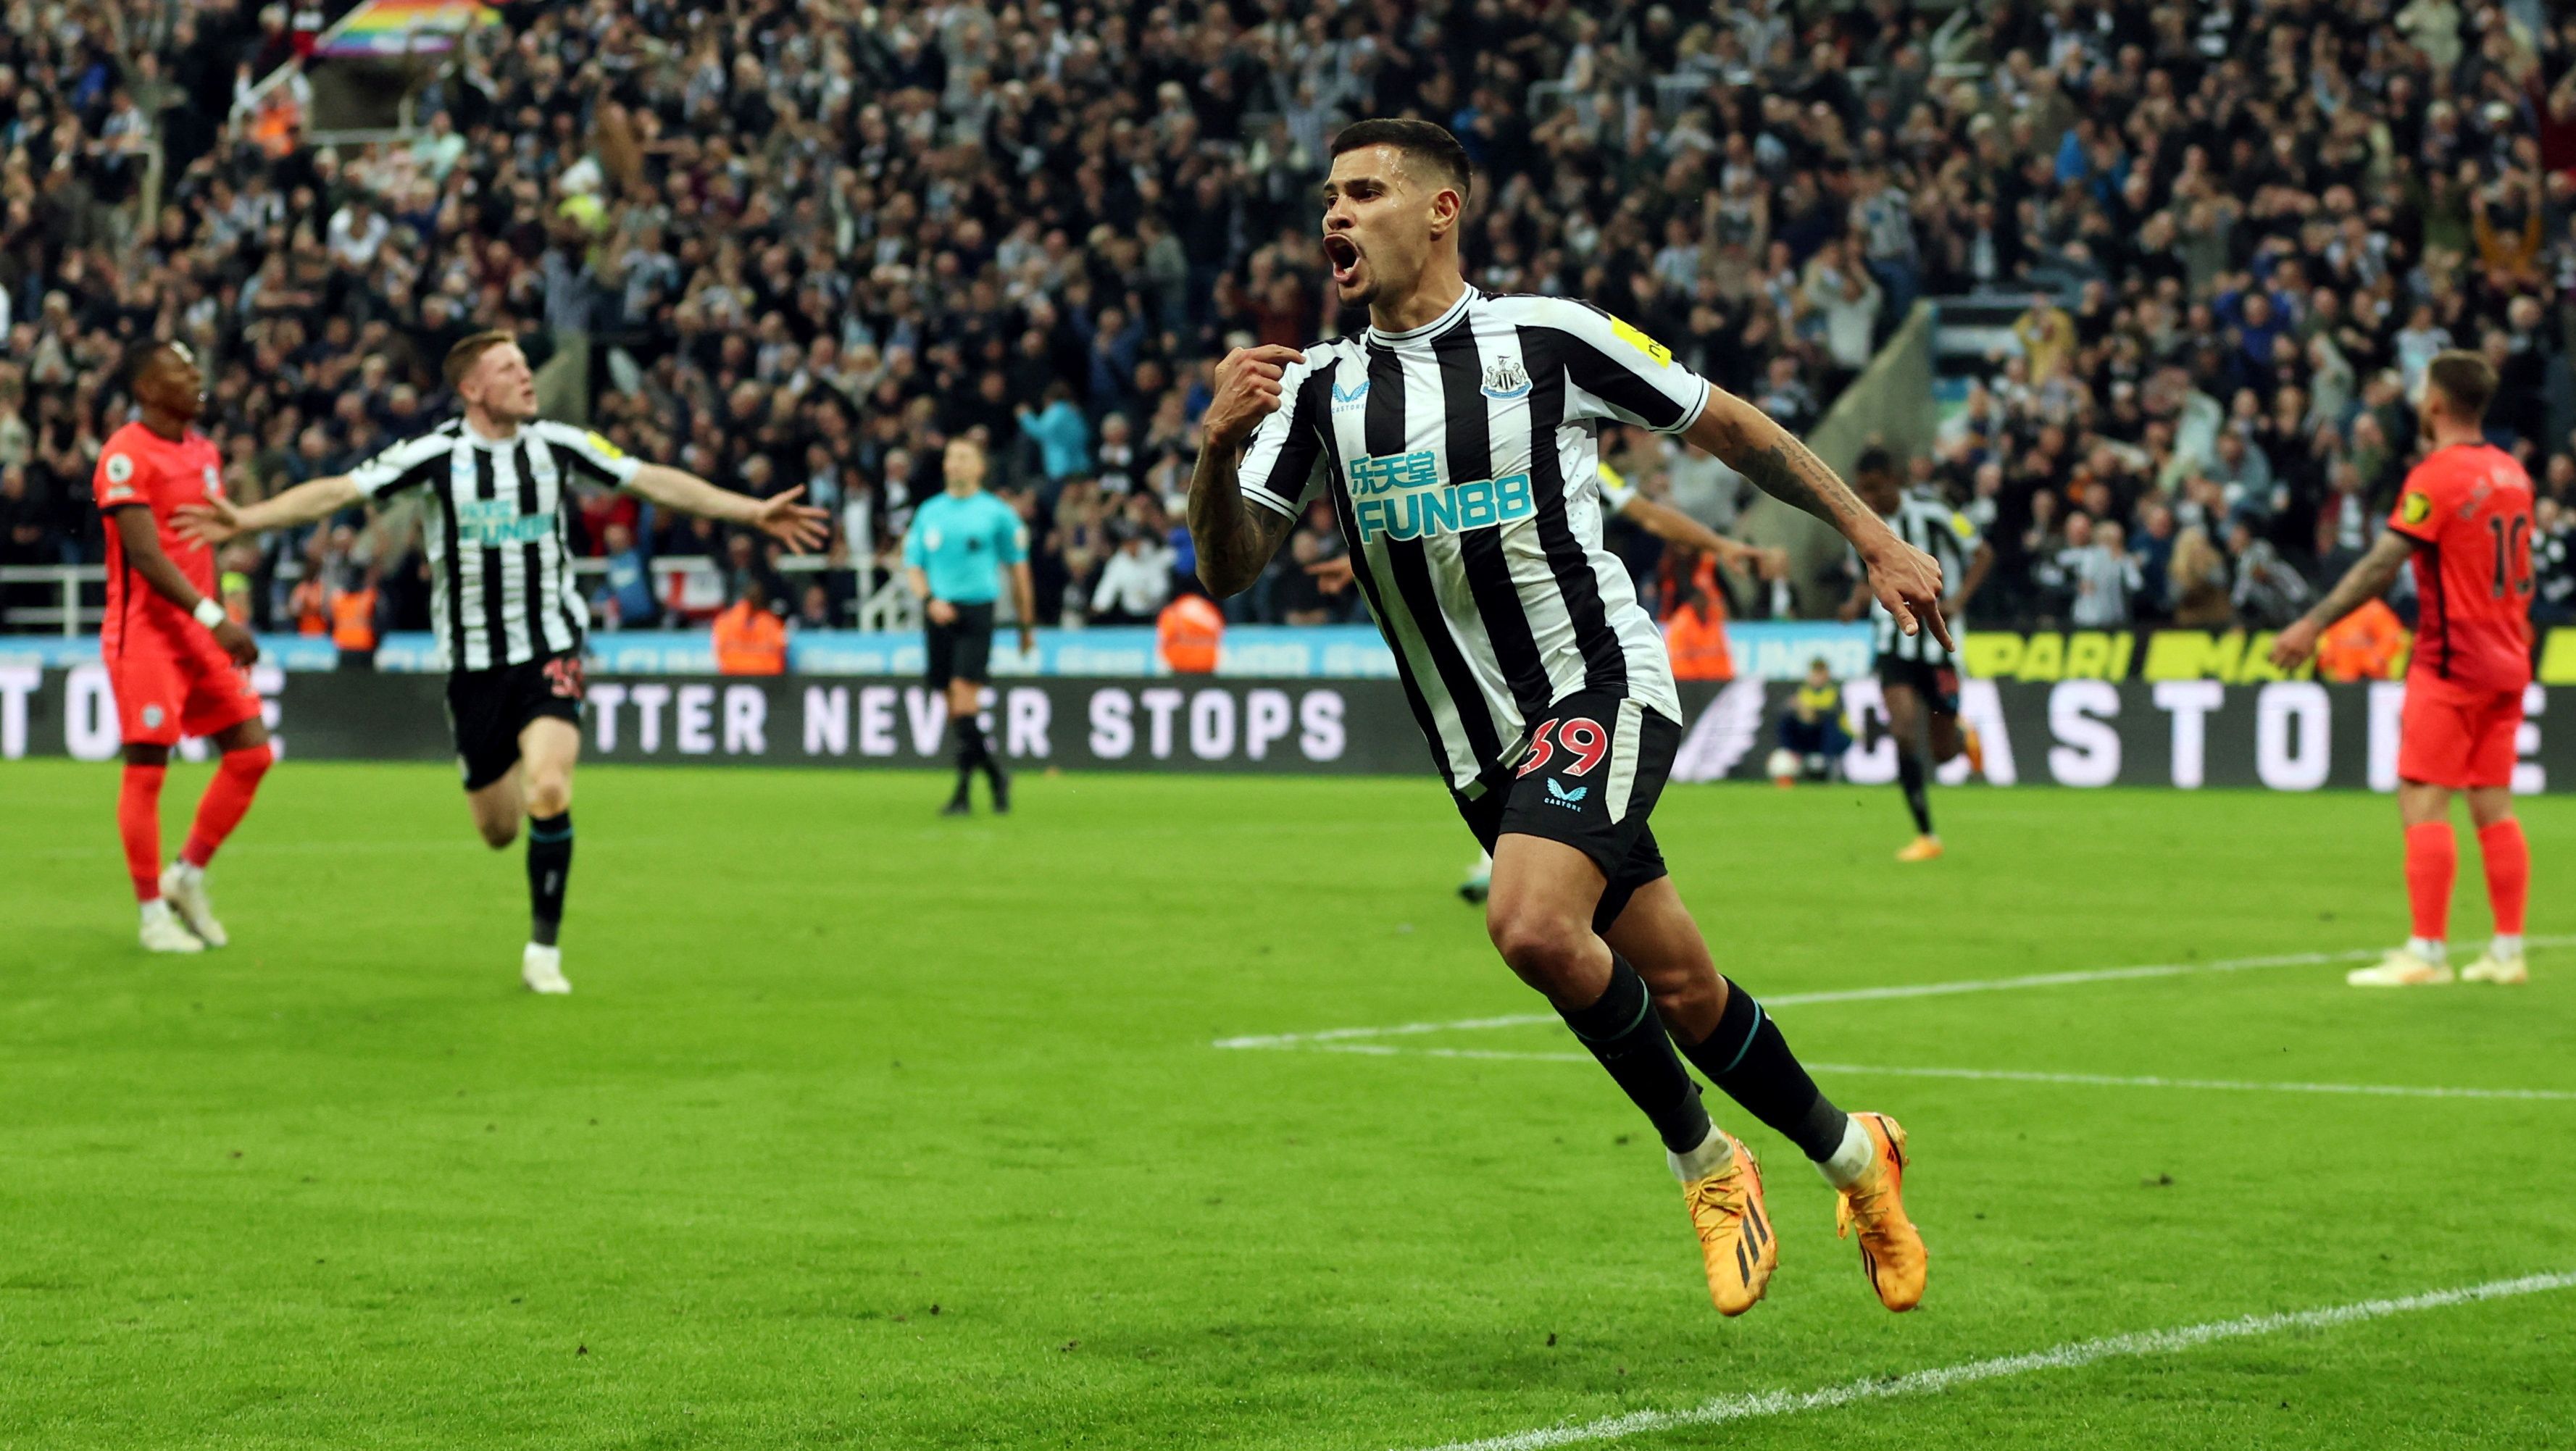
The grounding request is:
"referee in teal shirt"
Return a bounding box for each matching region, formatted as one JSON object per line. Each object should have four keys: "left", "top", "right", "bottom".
{"left": 904, "top": 437, "right": 1035, "bottom": 815}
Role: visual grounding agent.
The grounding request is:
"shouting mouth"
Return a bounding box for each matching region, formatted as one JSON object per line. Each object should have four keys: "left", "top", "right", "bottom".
{"left": 1322, "top": 233, "right": 1362, "bottom": 287}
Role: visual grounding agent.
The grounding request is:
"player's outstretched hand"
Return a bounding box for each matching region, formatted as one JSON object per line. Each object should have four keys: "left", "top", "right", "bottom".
{"left": 173, "top": 496, "right": 242, "bottom": 547}
{"left": 1203, "top": 345, "right": 1305, "bottom": 452}
{"left": 2269, "top": 618, "right": 2321, "bottom": 669}
{"left": 752, "top": 485, "right": 830, "bottom": 553}
{"left": 212, "top": 617, "right": 259, "bottom": 667}
{"left": 1862, "top": 535, "right": 1952, "bottom": 649}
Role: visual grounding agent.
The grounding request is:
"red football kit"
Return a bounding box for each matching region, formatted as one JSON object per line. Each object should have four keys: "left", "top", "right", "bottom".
{"left": 93, "top": 421, "right": 262, "bottom": 746}
{"left": 2381, "top": 440, "right": 2536, "bottom": 954}
{"left": 2387, "top": 441, "right": 2535, "bottom": 789}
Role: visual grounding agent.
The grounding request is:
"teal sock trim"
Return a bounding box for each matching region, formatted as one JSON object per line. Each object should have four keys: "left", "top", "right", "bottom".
{"left": 1719, "top": 1003, "right": 1766, "bottom": 1075}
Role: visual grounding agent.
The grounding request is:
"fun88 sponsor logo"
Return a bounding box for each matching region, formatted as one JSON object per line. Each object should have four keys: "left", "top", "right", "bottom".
{"left": 1349, "top": 449, "right": 1533, "bottom": 544}
{"left": 456, "top": 498, "right": 558, "bottom": 545}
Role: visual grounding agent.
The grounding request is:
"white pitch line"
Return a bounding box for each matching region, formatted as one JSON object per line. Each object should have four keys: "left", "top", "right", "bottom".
{"left": 1211, "top": 937, "right": 2576, "bottom": 1050}
{"left": 1800, "top": 1061, "right": 2576, "bottom": 1102}
{"left": 1308, "top": 1045, "right": 2576, "bottom": 1101}
{"left": 1404, "top": 1269, "right": 2576, "bottom": 1451}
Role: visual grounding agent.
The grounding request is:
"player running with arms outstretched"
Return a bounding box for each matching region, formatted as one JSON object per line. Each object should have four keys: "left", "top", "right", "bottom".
{"left": 93, "top": 342, "right": 275, "bottom": 953}
{"left": 1191, "top": 120, "right": 1943, "bottom": 1316}
{"left": 2273, "top": 351, "right": 2536, "bottom": 987}
{"left": 178, "top": 330, "right": 825, "bottom": 993}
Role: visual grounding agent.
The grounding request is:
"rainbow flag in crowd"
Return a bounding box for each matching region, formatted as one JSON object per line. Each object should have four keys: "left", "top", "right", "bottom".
{"left": 312, "top": 0, "right": 500, "bottom": 59}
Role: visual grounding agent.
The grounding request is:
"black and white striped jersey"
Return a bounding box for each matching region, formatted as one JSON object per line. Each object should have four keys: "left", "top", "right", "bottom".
{"left": 349, "top": 417, "right": 641, "bottom": 672}
{"left": 1862, "top": 493, "right": 1981, "bottom": 665}
{"left": 1238, "top": 287, "right": 1706, "bottom": 789}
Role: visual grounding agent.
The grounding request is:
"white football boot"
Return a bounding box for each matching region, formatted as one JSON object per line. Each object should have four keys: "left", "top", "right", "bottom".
{"left": 138, "top": 899, "right": 205, "bottom": 954}
{"left": 159, "top": 861, "right": 228, "bottom": 948}
{"left": 2459, "top": 950, "right": 2529, "bottom": 985}
{"left": 2346, "top": 947, "right": 2453, "bottom": 987}
{"left": 522, "top": 942, "right": 572, "bottom": 995}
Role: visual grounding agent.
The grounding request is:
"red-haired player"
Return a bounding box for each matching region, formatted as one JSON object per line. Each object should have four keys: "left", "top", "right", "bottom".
{"left": 93, "top": 343, "right": 275, "bottom": 952}
{"left": 2274, "top": 351, "right": 2535, "bottom": 986}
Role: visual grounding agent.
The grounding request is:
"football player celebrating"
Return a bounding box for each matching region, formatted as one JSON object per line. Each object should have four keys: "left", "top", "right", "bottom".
{"left": 1190, "top": 120, "right": 1941, "bottom": 1316}
{"left": 179, "top": 331, "right": 825, "bottom": 993}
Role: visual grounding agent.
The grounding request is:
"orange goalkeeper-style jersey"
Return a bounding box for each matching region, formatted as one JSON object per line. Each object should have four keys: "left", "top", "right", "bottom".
{"left": 2387, "top": 442, "right": 2534, "bottom": 695}
{"left": 93, "top": 420, "right": 225, "bottom": 664}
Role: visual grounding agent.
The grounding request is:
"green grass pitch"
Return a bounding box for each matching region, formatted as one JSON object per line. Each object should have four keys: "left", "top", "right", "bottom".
{"left": 4, "top": 760, "right": 2572, "bottom": 1449}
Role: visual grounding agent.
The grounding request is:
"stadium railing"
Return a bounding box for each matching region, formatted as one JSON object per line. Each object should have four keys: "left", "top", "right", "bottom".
{"left": 1, "top": 556, "right": 922, "bottom": 637}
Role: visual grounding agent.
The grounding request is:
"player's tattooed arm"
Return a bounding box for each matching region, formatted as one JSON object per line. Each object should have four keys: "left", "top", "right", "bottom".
{"left": 1684, "top": 388, "right": 1953, "bottom": 646}
{"left": 1686, "top": 391, "right": 1885, "bottom": 544}
{"left": 2306, "top": 529, "right": 2415, "bottom": 627}
{"left": 1188, "top": 441, "right": 1299, "bottom": 598}
{"left": 1190, "top": 344, "right": 1306, "bottom": 598}
{"left": 2270, "top": 528, "right": 2414, "bottom": 669}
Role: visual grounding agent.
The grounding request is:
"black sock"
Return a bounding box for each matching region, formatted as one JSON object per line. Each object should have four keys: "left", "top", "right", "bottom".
{"left": 1896, "top": 750, "right": 1934, "bottom": 835}
{"left": 527, "top": 811, "right": 572, "bottom": 947}
{"left": 1677, "top": 979, "right": 1848, "bottom": 1163}
{"left": 954, "top": 717, "right": 989, "bottom": 773}
{"left": 1557, "top": 956, "right": 1713, "bottom": 1155}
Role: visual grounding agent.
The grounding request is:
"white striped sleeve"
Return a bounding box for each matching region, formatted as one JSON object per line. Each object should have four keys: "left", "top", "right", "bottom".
{"left": 1235, "top": 354, "right": 1327, "bottom": 519}
{"left": 1532, "top": 299, "right": 1712, "bottom": 435}
{"left": 528, "top": 419, "right": 643, "bottom": 486}
{"left": 348, "top": 430, "right": 453, "bottom": 498}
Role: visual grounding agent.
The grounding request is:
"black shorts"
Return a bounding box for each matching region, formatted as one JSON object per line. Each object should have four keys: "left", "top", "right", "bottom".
{"left": 1876, "top": 656, "right": 1961, "bottom": 716}
{"left": 445, "top": 651, "right": 585, "bottom": 791}
{"left": 925, "top": 602, "right": 996, "bottom": 688}
{"left": 1454, "top": 691, "right": 1681, "bottom": 935}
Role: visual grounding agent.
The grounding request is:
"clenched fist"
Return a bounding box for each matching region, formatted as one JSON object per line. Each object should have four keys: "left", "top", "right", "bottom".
{"left": 1202, "top": 345, "right": 1306, "bottom": 452}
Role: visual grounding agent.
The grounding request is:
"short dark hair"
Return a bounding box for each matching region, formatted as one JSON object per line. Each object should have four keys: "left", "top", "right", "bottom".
{"left": 1854, "top": 446, "right": 1895, "bottom": 477}
{"left": 443, "top": 328, "right": 519, "bottom": 390}
{"left": 120, "top": 339, "right": 192, "bottom": 391}
{"left": 120, "top": 341, "right": 172, "bottom": 390}
{"left": 2425, "top": 349, "right": 2497, "bottom": 423}
{"left": 1330, "top": 118, "right": 1472, "bottom": 200}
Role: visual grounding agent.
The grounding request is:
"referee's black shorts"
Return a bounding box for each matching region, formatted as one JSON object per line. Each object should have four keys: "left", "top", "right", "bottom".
{"left": 1454, "top": 690, "right": 1680, "bottom": 936}
{"left": 925, "top": 601, "right": 997, "bottom": 687}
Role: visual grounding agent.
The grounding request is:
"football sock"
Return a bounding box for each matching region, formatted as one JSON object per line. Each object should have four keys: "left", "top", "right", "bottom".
{"left": 1677, "top": 978, "right": 1853, "bottom": 1169}
{"left": 2404, "top": 820, "right": 2456, "bottom": 945}
{"left": 1669, "top": 1122, "right": 1736, "bottom": 1182}
{"left": 1820, "top": 1116, "right": 1877, "bottom": 1188}
{"left": 953, "top": 717, "right": 990, "bottom": 777}
{"left": 1556, "top": 955, "right": 1714, "bottom": 1155}
{"left": 2477, "top": 819, "right": 2528, "bottom": 940}
{"left": 526, "top": 810, "right": 572, "bottom": 948}
{"left": 119, "top": 764, "right": 167, "bottom": 901}
{"left": 181, "top": 743, "right": 272, "bottom": 869}
{"left": 1896, "top": 750, "right": 1934, "bottom": 835}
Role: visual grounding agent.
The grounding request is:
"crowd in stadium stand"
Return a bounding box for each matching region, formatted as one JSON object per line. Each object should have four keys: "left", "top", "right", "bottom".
{"left": 4, "top": 0, "right": 2575, "bottom": 641}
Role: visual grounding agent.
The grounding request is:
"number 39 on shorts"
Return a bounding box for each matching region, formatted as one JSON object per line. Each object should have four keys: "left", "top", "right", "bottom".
{"left": 1516, "top": 716, "right": 1609, "bottom": 779}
